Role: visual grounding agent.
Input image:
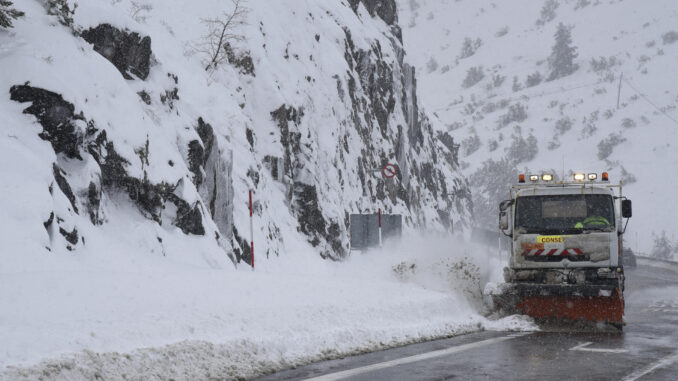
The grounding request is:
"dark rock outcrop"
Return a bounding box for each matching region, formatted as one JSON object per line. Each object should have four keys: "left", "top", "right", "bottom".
{"left": 187, "top": 139, "right": 204, "bottom": 186}
{"left": 167, "top": 193, "right": 205, "bottom": 236}
{"left": 9, "top": 85, "right": 82, "bottom": 159}
{"left": 52, "top": 164, "right": 78, "bottom": 214}
{"left": 160, "top": 73, "right": 179, "bottom": 109}
{"left": 347, "top": 0, "right": 397, "bottom": 26}
{"left": 191, "top": 117, "right": 233, "bottom": 241}
{"left": 81, "top": 24, "right": 152, "bottom": 80}
{"left": 292, "top": 183, "right": 344, "bottom": 258}
{"left": 232, "top": 226, "right": 252, "bottom": 265}
{"left": 271, "top": 105, "right": 303, "bottom": 180}
{"left": 59, "top": 226, "right": 78, "bottom": 245}
{"left": 223, "top": 42, "right": 255, "bottom": 76}
{"left": 88, "top": 130, "right": 204, "bottom": 234}
{"left": 87, "top": 181, "right": 103, "bottom": 225}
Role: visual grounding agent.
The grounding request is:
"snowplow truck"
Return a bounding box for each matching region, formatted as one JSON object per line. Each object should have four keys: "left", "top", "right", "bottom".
{"left": 496, "top": 172, "right": 632, "bottom": 328}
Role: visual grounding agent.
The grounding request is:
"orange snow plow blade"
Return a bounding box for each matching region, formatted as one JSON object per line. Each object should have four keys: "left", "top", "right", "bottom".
{"left": 517, "top": 287, "right": 624, "bottom": 324}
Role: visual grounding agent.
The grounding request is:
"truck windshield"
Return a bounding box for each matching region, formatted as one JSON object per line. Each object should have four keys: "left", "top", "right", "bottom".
{"left": 515, "top": 194, "right": 615, "bottom": 234}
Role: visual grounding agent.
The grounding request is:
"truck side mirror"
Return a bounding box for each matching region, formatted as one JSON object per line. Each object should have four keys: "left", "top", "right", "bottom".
{"left": 622, "top": 199, "right": 632, "bottom": 218}
{"left": 499, "top": 200, "right": 513, "bottom": 212}
{"left": 499, "top": 212, "right": 509, "bottom": 230}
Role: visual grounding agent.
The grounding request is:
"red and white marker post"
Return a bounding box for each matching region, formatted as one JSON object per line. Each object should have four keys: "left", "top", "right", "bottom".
{"left": 249, "top": 190, "right": 254, "bottom": 270}
{"left": 378, "top": 208, "right": 382, "bottom": 248}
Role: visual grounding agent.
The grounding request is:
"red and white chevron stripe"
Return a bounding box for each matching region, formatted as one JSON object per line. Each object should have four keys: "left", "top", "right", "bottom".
{"left": 521, "top": 248, "right": 584, "bottom": 256}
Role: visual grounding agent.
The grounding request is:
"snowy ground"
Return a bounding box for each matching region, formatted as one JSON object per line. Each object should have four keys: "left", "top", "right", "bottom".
{"left": 0, "top": 234, "right": 533, "bottom": 380}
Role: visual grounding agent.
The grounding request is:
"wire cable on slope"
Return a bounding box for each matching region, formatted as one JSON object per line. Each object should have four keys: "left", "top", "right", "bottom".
{"left": 622, "top": 78, "right": 678, "bottom": 126}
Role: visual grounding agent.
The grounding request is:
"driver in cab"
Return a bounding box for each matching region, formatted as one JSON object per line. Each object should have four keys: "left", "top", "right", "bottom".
{"left": 574, "top": 203, "right": 610, "bottom": 229}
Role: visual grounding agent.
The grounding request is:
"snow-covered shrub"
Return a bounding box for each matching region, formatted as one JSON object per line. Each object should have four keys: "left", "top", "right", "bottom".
{"left": 470, "top": 157, "right": 518, "bottom": 228}
{"left": 621, "top": 118, "right": 636, "bottom": 129}
{"left": 426, "top": 56, "right": 438, "bottom": 73}
{"left": 662, "top": 31, "right": 678, "bottom": 45}
{"left": 536, "top": 0, "right": 558, "bottom": 26}
{"left": 458, "top": 37, "right": 482, "bottom": 59}
{"left": 574, "top": 0, "right": 591, "bottom": 10}
{"left": 461, "top": 66, "right": 484, "bottom": 88}
{"left": 488, "top": 139, "right": 498, "bottom": 152}
{"left": 511, "top": 76, "right": 522, "bottom": 92}
{"left": 495, "top": 26, "right": 509, "bottom": 37}
{"left": 525, "top": 71, "right": 543, "bottom": 87}
{"left": 497, "top": 103, "right": 527, "bottom": 128}
{"left": 0, "top": 0, "right": 24, "bottom": 28}
{"left": 491, "top": 73, "right": 506, "bottom": 88}
{"left": 597, "top": 132, "right": 626, "bottom": 160}
{"left": 555, "top": 117, "right": 573, "bottom": 134}
{"left": 579, "top": 119, "right": 595, "bottom": 140}
{"left": 44, "top": 0, "right": 77, "bottom": 27}
{"left": 548, "top": 136, "right": 560, "bottom": 150}
{"left": 129, "top": 1, "right": 152, "bottom": 24}
{"left": 547, "top": 23, "right": 579, "bottom": 81}
{"left": 506, "top": 128, "right": 538, "bottom": 163}
{"left": 651, "top": 231, "right": 676, "bottom": 260}
{"left": 620, "top": 166, "right": 637, "bottom": 184}
{"left": 462, "top": 131, "right": 481, "bottom": 156}
{"left": 589, "top": 56, "right": 618, "bottom": 72}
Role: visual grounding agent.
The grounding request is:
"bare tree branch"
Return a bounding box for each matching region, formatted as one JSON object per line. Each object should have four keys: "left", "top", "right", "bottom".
{"left": 193, "top": 0, "right": 249, "bottom": 72}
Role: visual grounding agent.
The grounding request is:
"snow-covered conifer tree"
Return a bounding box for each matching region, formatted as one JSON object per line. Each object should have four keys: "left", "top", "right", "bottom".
{"left": 0, "top": 0, "right": 24, "bottom": 29}
{"left": 547, "top": 23, "right": 578, "bottom": 81}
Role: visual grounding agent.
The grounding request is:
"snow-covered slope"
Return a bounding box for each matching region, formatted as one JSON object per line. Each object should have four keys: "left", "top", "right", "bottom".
{"left": 399, "top": 0, "right": 678, "bottom": 253}
{"left": 1, "top": 0, "right": 472, "bottom": 267}
{"left": 0, "top": 0, "right": 494, "bottom": 378}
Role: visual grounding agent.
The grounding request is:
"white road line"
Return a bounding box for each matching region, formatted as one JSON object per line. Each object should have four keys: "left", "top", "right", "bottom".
{"left": 621, "top": 351, "right": 678, "bottom": 381}
{"left": 303, "top": 333, "right": 530, "bottom": 381}
{"left": 569, "top": 342, "right": 628, "bottom": 353}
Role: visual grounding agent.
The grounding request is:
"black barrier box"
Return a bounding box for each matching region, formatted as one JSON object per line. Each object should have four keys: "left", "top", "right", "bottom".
{"left": 349, "top": 214, "right": 402, "bottom": 250}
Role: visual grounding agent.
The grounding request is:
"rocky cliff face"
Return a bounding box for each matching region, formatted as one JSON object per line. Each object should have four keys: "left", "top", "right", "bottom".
{"left": 0, "top": 0, "right": 470, "bottom": 265}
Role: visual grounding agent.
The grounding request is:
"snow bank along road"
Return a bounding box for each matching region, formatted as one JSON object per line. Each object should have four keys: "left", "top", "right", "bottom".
{"left": 255, "top": 265, "right": 678, "bottom": 381}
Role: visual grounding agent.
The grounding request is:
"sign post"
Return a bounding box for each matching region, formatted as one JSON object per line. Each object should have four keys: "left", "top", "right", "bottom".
{"left": 249, "top": 190, "right": 254, "bottom": 270}
{"left": 378, "top": 208, "right": 382, "bottom": 248}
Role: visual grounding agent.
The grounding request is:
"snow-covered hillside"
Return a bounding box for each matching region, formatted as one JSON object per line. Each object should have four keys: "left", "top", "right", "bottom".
{"left": 399, "top": 0, "right": 678, "bottom": 254}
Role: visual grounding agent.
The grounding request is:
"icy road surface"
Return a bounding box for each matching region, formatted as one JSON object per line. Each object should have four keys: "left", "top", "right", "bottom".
{"left": 255, "top": 264, "right": 678, "bottom": 381}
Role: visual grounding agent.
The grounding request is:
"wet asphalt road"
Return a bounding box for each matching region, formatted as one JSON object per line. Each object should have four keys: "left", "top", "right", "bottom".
{"left": 254, "top": 265, "right": 678, "bottom": 381}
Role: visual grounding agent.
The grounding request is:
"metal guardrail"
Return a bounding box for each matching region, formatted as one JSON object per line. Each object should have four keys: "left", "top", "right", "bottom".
{"left": 636, "top": 255, "right": 678, "bottom": 273}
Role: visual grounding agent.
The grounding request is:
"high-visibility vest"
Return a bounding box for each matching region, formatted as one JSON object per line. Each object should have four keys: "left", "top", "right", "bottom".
{"left": 574, "top": 216, "right": 610, "bottom": 228}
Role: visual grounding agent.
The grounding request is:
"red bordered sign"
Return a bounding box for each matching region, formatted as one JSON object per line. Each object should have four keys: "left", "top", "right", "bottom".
{"left": 382, "top": 164, "right": 398, "bottom": 179}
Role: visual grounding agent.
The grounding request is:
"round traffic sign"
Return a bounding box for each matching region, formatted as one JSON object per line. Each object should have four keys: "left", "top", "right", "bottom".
{"left": 382, "top": 164, "right": 398, "bottom": 178}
